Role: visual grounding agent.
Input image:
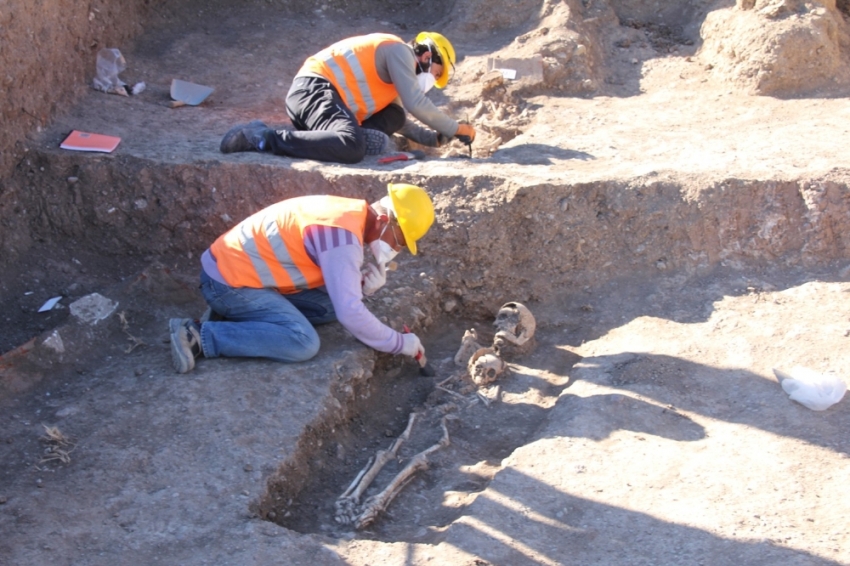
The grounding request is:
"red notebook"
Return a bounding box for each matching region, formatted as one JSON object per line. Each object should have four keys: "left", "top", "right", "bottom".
{"left": 60, "top": 130, "right": 121, "bottom": 153}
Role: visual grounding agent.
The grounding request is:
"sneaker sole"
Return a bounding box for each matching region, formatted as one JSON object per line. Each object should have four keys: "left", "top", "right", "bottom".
{"left": 169, "top": 318, "right": 195, "bottom": 374}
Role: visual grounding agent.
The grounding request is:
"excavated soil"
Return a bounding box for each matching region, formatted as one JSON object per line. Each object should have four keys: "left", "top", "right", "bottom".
{"left": 2, "top": 1, "right": 850, "bottom": 565}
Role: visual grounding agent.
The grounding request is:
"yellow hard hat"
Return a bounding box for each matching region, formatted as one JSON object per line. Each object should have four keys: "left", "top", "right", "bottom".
{"left": 415, "top": 31, "right": 455, "bottom": 89}
{"left": 387, "top": 183, "right": 434, "bottom": 255}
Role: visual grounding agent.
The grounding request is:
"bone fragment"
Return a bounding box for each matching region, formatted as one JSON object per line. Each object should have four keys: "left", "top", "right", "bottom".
{"left": 493, "top": 302, "right": 536, "bottom": 346}
{"left": 454, "top": 328, "right": 482, "bottom": 367}
{"left": 339, "top": 456, "right": 374, "bottom": 500}
{"left": 477, "top": 384, "right": 502, "bottom": 407}
{"left": 468, "top": 347, "right": 507, "bottom": 386}
{"left": 335, "top": 412, "right": 418, "bottom": 524}
{"left": 436, "top": 373, "right": 458, "bottom": 388}
{"left": 477, "top": 390, "right": 492, "bottom": 407}
{"left": 436, "top": 385, "right": 466, "bottom": 399}
{"left": 354, "top": 417, "right": 451, "bottom": 529}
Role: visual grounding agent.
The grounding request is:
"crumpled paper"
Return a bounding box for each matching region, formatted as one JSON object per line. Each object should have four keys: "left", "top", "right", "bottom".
{"left": 773, "top": 367, "right": 847, "bottom": 411}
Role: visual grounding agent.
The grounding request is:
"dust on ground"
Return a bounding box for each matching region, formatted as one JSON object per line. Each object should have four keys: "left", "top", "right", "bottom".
{"left": 2, "top": 0, "right": 850, "bottom": 565}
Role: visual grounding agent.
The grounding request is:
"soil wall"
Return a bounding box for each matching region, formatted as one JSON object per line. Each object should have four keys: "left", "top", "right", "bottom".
{"left": 0, "top": 0, "right": 167, "bottom": 182}
{"left": 8, "top": 152, "right": 850, "bottom": 319}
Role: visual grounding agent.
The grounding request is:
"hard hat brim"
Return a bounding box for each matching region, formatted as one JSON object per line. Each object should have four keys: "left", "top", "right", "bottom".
{"left": 389, "top": 186, "right": 418, "bottom": 255}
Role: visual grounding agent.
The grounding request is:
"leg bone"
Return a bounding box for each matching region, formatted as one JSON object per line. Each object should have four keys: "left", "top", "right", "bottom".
{"left": 335, "top": 412, "right": 418, "bottom": 524}
{"left": 354, "top": 417, "right": 452, "bottom": 529}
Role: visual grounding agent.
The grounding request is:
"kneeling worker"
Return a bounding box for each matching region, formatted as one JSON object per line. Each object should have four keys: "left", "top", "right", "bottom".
{"left": 169, "top": 183, "right": 434, "bottom": 373}
{"left": 219, "top": 31, "right": 475, "bottom": 164}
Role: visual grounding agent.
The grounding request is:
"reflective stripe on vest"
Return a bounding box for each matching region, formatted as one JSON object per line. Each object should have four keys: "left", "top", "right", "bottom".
{"left": 232, "top": 215, "right": 308, "bottom": 290}
{"left": 300, "top": 33, "right": 401, "bottom": 124}
{"left": 211, "top": 196, "right": 367, "bottom": 293}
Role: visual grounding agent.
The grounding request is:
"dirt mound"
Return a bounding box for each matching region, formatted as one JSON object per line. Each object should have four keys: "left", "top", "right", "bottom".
{"left": 699, "top": 0, "right": 850, "bottom": 95}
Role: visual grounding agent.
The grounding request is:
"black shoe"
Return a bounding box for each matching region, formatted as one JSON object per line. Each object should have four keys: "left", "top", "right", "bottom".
{"left": 169, "top": 318, "right": 202, "bottom": 374}
{"left": 220, "top": 120, "right": 270, "bottom": 153}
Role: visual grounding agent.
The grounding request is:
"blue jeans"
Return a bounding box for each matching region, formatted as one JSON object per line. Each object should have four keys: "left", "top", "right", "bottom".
{"left": 198, "top": 271, "right": 337, "bottom": 362}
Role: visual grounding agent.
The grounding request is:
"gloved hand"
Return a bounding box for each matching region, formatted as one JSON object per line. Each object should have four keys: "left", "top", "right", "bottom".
{"left": 455, "top": 123, "right": 476, "bottom": 144}
{"left": 361, "top": 262, "right": 386, "bottom": 296}
{"left": 400, "top": 333, "right": 424, "bottom": 358}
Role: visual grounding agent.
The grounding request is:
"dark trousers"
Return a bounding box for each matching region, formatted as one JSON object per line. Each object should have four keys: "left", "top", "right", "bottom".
{"left": 266, "top": 76, "right": 405, "bottom": 164}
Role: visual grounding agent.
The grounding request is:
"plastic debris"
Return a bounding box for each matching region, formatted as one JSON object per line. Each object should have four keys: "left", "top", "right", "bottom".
{"left": 91, "top": 47, "right": 145, "bottom": 96}
{"left": 38, "top": 296, "right": 62, "bottom": 312}
{"left": 774, "top": 367, "right": 847, "bottom": 411}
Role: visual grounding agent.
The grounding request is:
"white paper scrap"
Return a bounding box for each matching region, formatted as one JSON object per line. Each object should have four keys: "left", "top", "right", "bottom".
{"left": 39, "top": 296, "right": 63, "bottom": 312}
{"left": 500, "top": 68, "right": 517, "bottom": 80}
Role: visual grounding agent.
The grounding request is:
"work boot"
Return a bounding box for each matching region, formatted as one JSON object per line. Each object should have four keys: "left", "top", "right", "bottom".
{"left": 220, "top": 120, "right": 270, "bottom": 153}
{"left": 363, "top": 128, "right": 390, "bottom": 155}
{"left": 169, "top": 318, "right": 202, "bottom": 374}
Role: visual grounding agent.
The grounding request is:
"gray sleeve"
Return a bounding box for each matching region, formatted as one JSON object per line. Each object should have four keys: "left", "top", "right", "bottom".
{"left": 377, "top": 42, "right": 459, "bottom": 138}
{"left": 398, "top": 117, "right": 441, "bottom": 147}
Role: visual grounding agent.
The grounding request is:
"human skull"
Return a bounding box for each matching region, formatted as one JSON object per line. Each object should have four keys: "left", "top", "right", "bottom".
{"left": 493, "top": 301, "right": 536, "bottom": 347}
{"left": 468, "top": 347, "right": 507, "bottom": 386}
{"left": 454, "top": 328, "right": 483, "bottom": 367}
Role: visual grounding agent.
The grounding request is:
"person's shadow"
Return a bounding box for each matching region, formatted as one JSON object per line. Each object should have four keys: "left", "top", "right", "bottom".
{"left": 489, "top": 143, "right": 594, "bottom": 165}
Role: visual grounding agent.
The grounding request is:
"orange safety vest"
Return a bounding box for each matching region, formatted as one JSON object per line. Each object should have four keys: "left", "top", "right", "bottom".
{"left": 299, "top": 33, "right": 403, "bottom": 124}
{"left": 210, "top": 196, "right": 368, "bottom": 293}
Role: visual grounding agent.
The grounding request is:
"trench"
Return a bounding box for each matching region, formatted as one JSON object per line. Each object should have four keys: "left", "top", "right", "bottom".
{"left": 0, "top": 154, "right": 848, "bottom": 565}
{"left": 257, "top": 314, "right": 576, "bottom": 542}
{"left": 4, "top": 152, "right": 850, "bottom": 544}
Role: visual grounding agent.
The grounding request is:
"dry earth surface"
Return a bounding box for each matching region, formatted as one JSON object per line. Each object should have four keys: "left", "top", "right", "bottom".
{"left": 1, "top": 1, "right": 850, "bottom": 565}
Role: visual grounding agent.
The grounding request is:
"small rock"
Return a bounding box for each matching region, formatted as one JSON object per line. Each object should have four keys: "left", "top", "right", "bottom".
{"left": 243, "top": 464, "right": 254, "bottom": 472}
{"left": 55, "top": 406, "right": 79, "bottom": 418}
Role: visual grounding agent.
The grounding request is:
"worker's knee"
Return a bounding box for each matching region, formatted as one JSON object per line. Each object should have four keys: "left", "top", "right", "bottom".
{"left": 337, "top": 134, "right": 366, "bottom": 164}
{"left": 289, "top": 327, "right": 321, "bottom": 362}
{"left": 302, "top": 333, "right": 321, "bottom": 361}
{"left": 381, "top": 104, "right": 406, "bottom": 134}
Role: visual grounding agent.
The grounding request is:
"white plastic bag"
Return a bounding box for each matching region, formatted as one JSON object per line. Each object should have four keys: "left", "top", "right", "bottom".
{"left": 92, "top": 48, "right": 127, "bottom": 92}
{"left": 774, "top": 367, "right": 847, "bottom": 411}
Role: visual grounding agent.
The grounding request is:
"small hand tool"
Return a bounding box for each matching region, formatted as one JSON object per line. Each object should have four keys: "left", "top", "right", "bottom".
{"left": 403, "top": 325, "right": 436, "bottom": 377}
{"left": 377, "top": 150, "right": 426, "bottom": 164}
